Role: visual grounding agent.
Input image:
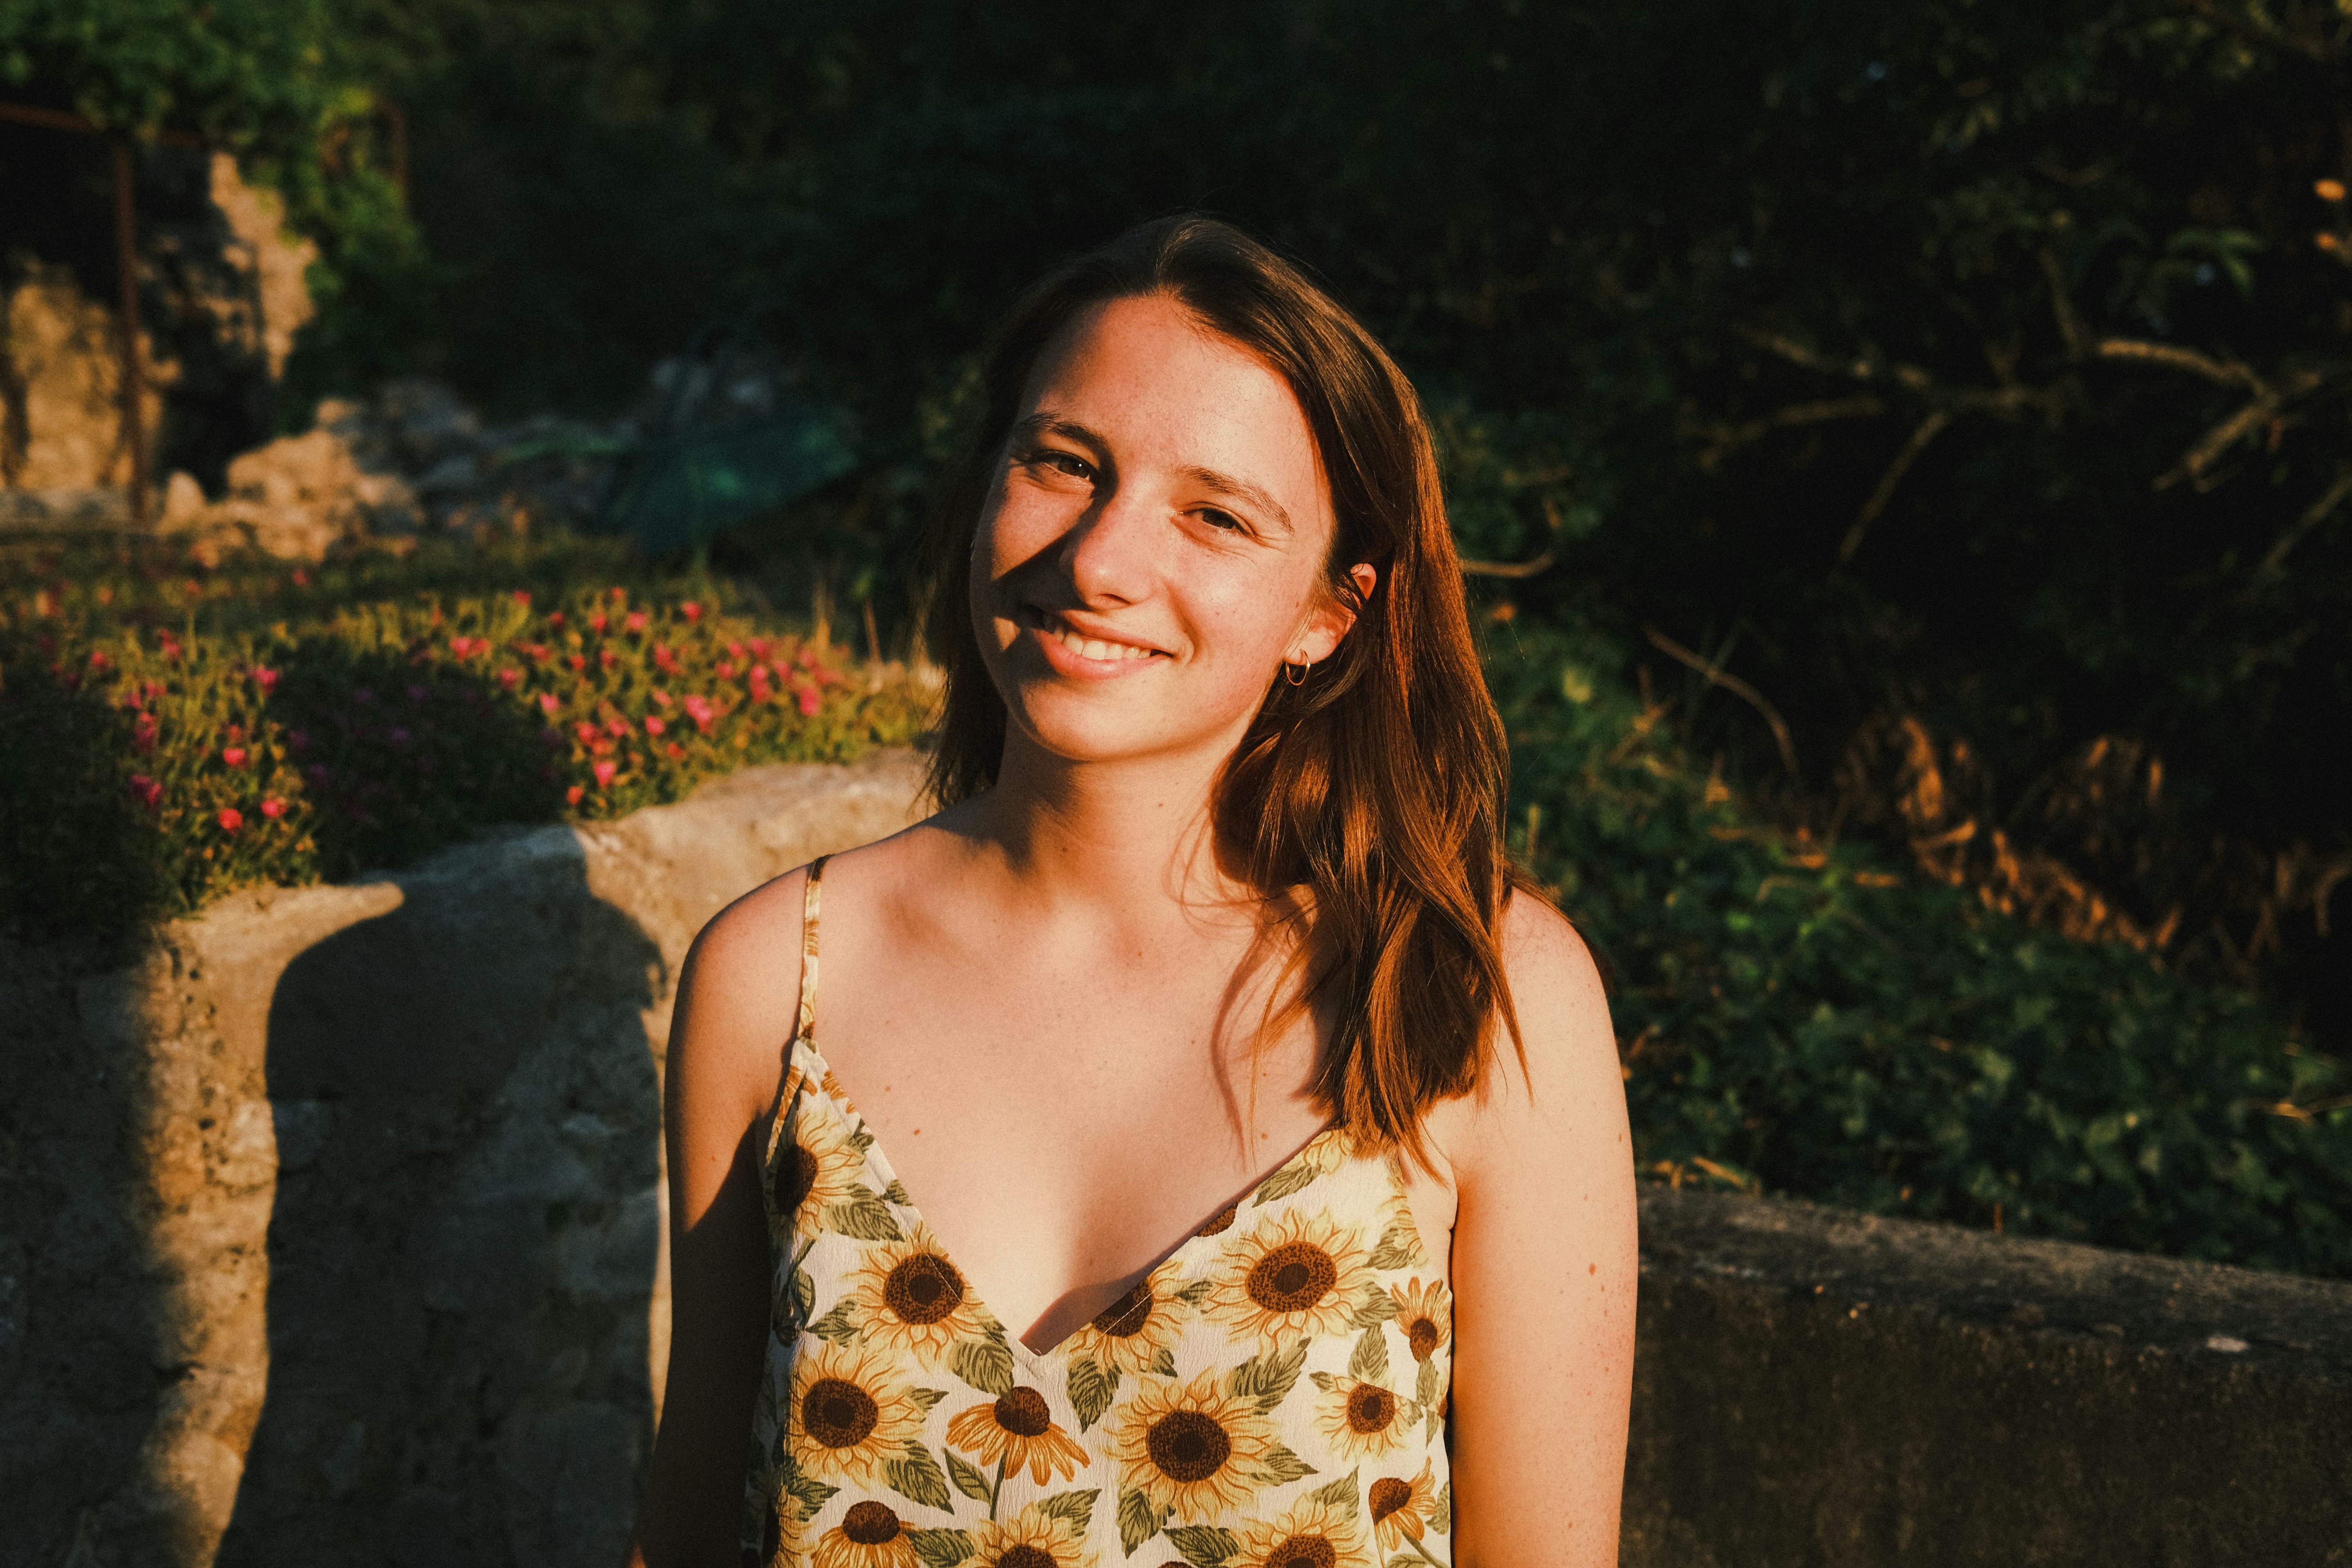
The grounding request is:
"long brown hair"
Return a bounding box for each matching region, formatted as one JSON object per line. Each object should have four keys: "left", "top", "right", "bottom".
{"left": 923, "top": 216, "right": 1527, "bottom": 1160}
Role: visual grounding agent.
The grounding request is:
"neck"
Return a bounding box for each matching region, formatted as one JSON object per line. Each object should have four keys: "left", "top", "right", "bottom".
{"left": 956, "top": 726, "right": 1254, "bottom": 921}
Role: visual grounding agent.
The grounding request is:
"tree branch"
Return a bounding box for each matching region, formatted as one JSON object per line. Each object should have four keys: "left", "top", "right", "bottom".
{"left": 1643, "top": 626, "right": 1801, "bottom": 780}
{"left": 1839, "top": 408, "right": 1954, "bottom": 564}
{"left": 2094, "top": 337, "right": 2262, "bottom": 391}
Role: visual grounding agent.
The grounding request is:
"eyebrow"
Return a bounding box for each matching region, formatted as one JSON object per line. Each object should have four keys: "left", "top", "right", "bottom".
{"left": 1008, "top": 413, "right": 1295, "bottom": 535}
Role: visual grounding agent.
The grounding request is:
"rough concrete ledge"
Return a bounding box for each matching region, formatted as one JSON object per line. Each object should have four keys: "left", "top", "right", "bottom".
{"left": 3, "top": 752, "right": 925, "bottom": 1568}
{"left": 1622, "top": 1186, "right": 2352, "bottom": 1568}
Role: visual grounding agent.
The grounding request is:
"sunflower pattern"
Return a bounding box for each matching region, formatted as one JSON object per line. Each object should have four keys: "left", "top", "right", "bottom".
{"left": 749, "top": 859, "right": 1457, "bottom": 1564}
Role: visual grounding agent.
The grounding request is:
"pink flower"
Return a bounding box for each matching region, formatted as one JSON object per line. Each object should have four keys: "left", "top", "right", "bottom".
{"left": 129, "top": 775, "right": 163, "bottom": 811}
{"left": 260, "top": 798, "right": 286, "bottom": 820}
{"left": 588, "top": 613, "right": 607, "bottom": 634}
{"left": 575, "top": 721, "right": 600, "bottom": 744}
{"left": 251, "top": 666, "right": 279, "bottom": 692}
{"left": 499, "top": 667, "right": 521, "bottom": 688}
{"left": 222, "top": 746, "right": 248, "bottom": 767}
{"left": 88, "top": 649, "right": 113, "bottom": 672}
{"left": 679, "top": 601, "right": 702, "bottom": 622}
{"left": 682, "top": 694, "right": 716, "bottom": 733}
{"left": 643, "top": 715, "right": 665, "bottom": 736}
{"left": 593, "top": 759, "right": 617, "bottom": 789}
{"left": 132, "top": 714, "right": 159, "bottom": 754}
{"left": 651, "top": 688, "right": 673, "bottom": 708}
{"left": 539, "top": 693, "right": 560, "bottom": 716}
{"left": 548, "top": 612, "right": 566, "bottom": 628}
{"left": 610, "top": 586, "right": 627, "bottom": 602}
{"left": 511, "top": 590, "right": 532, "bottom": 607}
{"left": 448, "top": 636, "right": 472, "bottom": 658}
{"left": 717, "top": 661, "right": 736, "bottom": 680}
{"left": 797, "top": 685, "right": 821, "bottom": 717}
{"left": 727, "top": 641, "right": 746, "bottom": 660}
{"left": 566, "top": 784, "right": 584, "bottom": 805}
{"left": 625, "top": 611, "right": 647, "bottom": 634}
{"left": 605, "top": 717, "right": 631, "bottom": 738}
{"left": 218, "top": 807, "right": 243, "bottom": 833}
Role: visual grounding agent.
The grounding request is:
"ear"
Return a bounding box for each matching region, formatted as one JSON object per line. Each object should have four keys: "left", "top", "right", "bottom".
{"left": 1290, "top": 562, "right": 1380, "bottom": 665}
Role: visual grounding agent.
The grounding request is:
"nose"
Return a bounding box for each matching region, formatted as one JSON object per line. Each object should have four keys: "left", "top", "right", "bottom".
{"left": 1059, "top": 484, "right": 1158, "bottom": 606}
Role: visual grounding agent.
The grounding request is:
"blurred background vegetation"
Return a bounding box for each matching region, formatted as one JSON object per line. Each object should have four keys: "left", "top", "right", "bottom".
{"left": 7, "top": 0, "right": 2350, "bottom": 1266}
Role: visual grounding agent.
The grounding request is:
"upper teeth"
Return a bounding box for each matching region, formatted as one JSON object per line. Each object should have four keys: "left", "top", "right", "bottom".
{"left": 1047, "top": 624, "right": 1155, "bottom": 661}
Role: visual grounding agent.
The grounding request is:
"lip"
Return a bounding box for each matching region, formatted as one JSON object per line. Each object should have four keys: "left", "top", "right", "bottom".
{"left": 1020, "top": 604, "right": 1171, "bottom": 676}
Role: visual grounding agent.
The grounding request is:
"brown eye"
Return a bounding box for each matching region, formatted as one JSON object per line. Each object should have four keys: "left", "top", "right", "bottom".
{"left": 1027, "top": 448, "right": 1095, "bottom": 480}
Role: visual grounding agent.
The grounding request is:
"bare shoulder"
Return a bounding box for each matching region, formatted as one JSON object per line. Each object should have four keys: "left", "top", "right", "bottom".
{"left": 669, "top": 863, "right": 815, "bottom": 1133}
{"left": 1453, "top": 889, "right": 1624, "bottom": 1182}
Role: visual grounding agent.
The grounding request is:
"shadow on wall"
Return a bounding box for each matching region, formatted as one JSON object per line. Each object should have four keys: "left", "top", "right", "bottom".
{"left": 216, "top": 836, "right": 665, "bottom": 1568}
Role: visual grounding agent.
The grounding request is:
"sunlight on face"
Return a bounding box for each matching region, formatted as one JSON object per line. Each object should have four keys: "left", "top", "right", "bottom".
{"left": 971, "top": 293, "right": 1353, "bottom": 773}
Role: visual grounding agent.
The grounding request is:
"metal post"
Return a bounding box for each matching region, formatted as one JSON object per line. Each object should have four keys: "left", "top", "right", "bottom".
{"left": 112, "top": 137, "right": 149, "bottom": 529}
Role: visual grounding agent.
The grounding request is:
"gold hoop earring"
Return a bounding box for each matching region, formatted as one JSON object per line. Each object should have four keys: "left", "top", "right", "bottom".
{"left": 1283, "top": 660, "right": 1309, "bottom": 686}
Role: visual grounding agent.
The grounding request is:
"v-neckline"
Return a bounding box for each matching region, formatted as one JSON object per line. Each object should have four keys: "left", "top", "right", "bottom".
{"left": 785, "top": 1035, "right": 1353, "bottom": 1372}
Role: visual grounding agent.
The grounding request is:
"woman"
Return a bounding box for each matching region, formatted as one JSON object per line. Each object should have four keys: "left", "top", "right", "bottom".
{"left": 631, "top": 217, "right": 1635, "bottom": 1568}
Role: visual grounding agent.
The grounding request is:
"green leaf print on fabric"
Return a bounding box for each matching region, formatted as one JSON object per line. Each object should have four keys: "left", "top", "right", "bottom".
{"left": 1415, "top": 1358, "right": 1439, "bottom": 1409}
{"left": 1369, "top": 1219, "right": 1426, "bottom": 1271}
{"left": 882, "top": 1178, "right": 914, "bottom": 1206}
{"left": 1307, "top": 1467, "right": 1363, "bottom": 1519}
{"left": 1349, "top": 1323, "right": 1390, "bottom": 1384}
{"left": 1226, "top": 1338, "right": 1307, "bottom": 1411}
{"left": 1349, "top": 1283, "right": 1399, "bottom": 1329}
{"left": 777, "top": 1455, "right": 838, "bottom": 1522}
{"left": 790, "top": 1264, "right": 816, "bottom": 1325}
{"left": 1165, "top": 1523, "right": 1241, "bottom": 1567}
{"left": 1172, "top": 1278, "right": 1215, "bottom": 1307}
{"left": 1252, "top": 1440, "right": 1315, "bottom": 1486}
{"left": 945, "top": 1449, "right": 995, "bottom": 1505}
{"left": 886, "top": 1441, "right": 955, "bottom": 1512}
{"left": 808, "top": 1299, "right": 860, "bottom": 1345}
{"left": 950, "top": 1333, "right": 1015, "bottom": 1397}
{"left": 830, "top": 1194, "right": 905, "bottom": 1242}
{"left": 910, "top": 1387, "right": 950, "bottom": 1415}
{"left": 1250, "top": 1158, "right": 1326, "bottom": 1207}
{"left": 906, "top": 1526, "right": 974, "bottom": 1568}
{"left": 1068, "top": 1354, "right": 1117, "bottom": 1431}
{"left": 1036, "top": 1488, "right": 1099, "bottom": 1533}
{"left": 1431, "top": 1480, "right": 1451, "bottom": 1534}
{"left": 1117, "top": 1487, "right": 1169, "bottom": 1557}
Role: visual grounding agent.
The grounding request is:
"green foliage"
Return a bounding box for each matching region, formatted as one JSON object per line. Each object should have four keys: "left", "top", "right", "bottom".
{"left": 1492, "top": 617, "right": 2352, "bottom": 1278}
{"left": 0, "top": 535, "right": 927, "bottom": 955}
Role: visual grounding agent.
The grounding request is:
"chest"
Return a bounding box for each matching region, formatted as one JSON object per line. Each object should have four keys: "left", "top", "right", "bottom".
{"left": 814, "top": 922, "right": 1334, "bottom": 1349}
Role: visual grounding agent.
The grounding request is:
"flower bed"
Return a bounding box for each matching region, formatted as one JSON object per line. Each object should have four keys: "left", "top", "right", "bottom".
{"left": 0, "top": 535, "right": 930, "bottom": 951}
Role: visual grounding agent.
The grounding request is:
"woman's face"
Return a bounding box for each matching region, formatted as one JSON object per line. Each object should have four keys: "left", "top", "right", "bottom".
{"left": 971, "top": 293, "right": 1365, "bottom": 775}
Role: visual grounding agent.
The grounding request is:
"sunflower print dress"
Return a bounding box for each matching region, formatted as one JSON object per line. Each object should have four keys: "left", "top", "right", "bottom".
{"left": 746, "top": 858, "right": 1458, "bottom": 1568}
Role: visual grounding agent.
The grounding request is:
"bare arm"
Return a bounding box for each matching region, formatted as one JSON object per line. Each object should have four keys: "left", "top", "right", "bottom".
{"left": 629, "top": 869, "right": 809, "bottom": 1568}
{"left": 1447, "top": 896, "right": 1638, "bottom": 1566}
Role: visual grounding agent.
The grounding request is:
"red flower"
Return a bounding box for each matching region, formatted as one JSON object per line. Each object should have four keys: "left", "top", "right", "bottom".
{"left": 222, "top": 746, "right": 248, "bottom": 767}
{"left": 88, "top": 649, "right": 113, "bottom": 672}
{"left": 539, "top": 693, "right": 560, "bottom": 716}
{"left": 727, "top": 641, "right": 746, "bottom": 660}
{"left": 717, "top": 661, "right": 736, "bottom": 680}
{"left": 548, "top": 612, "right": 566, "bottom": 627}
{"left": 251, "top": 666, "right": 279, "bottom": 692}
{"left": 682, "top": 694, "right": 716, "bottom": 733}
{"left": 569, "top": 654, "right": 586, "bottom": 673}
{"left": 651, "top": 688, "right": 673, "bottom": 708}
{"left": 218, "top": 807, "right": 243, "bottom": 833}
{"left": 129, "top": 775, "right": 163, "bottom": 811}
{"left": 797, "top": 685, "right": 822, "bottom": 717}
{"left": 665, "top": 741, "right": 685, "bottom": 759}
{"left": 609, "top": 586, "right": 627, "bottom": 602}
{"left": 588, "top": 613, "right": 607, "bottom": 634}
{"left": 625, "top": 611, "right": 647, "bottom": 634}
{"left": 566, "top": 784, "right": 584, "bottom": 805}
{"left": 261, "top": 798, "right": 286, "bottom": 820}
{"left": 643, "top": 715, "right": 665, "bottom": 736}
{"left": 599, "top": 647, "right": 617, "bottom": 669}
{"left": 679, "top": 601, "right": 702, "bottom": 622}
{"left": 593, "top": 759, "right": 617, "bottom": 789}
{"left": 132, "top": 714, "right": 160, "bottom": 754}
{"left": 605, "top": 717, "right": 631, "bottom": 738}
{"left": 292, "top": 568, "right": 309, "bottom": 587}
{"left": 512, "top": 590, "right": 532, "bottom": 607}
{"left": 500, "top": 667, "right": 521, "bottom": 688}
{"left": 575, "top": 721, "right": 600, "bottom": 744}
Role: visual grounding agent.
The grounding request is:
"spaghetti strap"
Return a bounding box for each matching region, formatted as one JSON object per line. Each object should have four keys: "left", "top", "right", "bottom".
{"left": 796, "top": 855, "right": 828, "bottom": 1048}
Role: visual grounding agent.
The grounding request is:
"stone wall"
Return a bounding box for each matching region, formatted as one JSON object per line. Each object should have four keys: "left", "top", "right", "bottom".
{"left": 9, "top": 749, "right": 2350, "bottom": 1567}
{"left": 1623, "top": 1187, "right": 2352, "bottom": 1567}
{"left": 1, "top": 754, "right": 925, "bottom": 1568}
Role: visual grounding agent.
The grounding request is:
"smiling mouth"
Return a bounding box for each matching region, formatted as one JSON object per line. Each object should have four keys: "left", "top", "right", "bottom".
{"left": 1025, "top": 606, "right": 1165, "bottom": 662}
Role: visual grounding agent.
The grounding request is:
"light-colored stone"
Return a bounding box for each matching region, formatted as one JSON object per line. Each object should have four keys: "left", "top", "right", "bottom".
{"left": 11, "top": 755, "right": 924, "bottom": 1567}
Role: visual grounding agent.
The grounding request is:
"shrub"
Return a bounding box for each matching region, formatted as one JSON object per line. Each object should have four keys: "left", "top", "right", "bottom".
{"left": 0, "top": 535, "right": 928, "bottom": 953}
{"left": 1492, "top": 617, "right": 2352, "bottom": 1279}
